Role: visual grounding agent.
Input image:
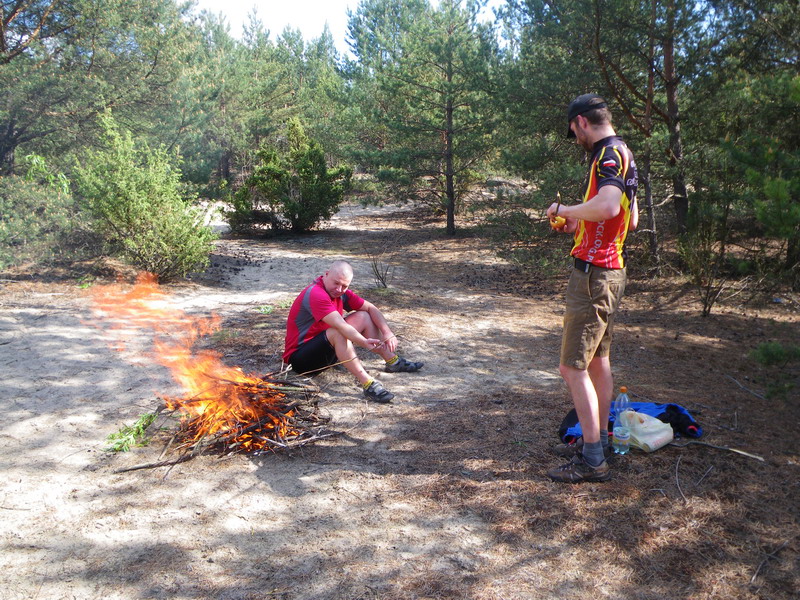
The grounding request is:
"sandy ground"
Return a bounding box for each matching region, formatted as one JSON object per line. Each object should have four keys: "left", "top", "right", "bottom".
{"left": 1, "top": 202, "right": 798, "bottom": 600}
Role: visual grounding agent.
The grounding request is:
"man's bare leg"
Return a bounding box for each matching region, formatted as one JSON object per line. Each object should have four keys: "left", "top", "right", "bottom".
{"left": 343, "top": 311, "right": 395, "bottom": 361}
{"left": 548, "top": 362, "right": 612, "bottom": 481}
{"left": 588, "top": 355, "right": 614, "bottom": 435}
{"left": 324, "top": 327, "right": 372, "bottom": 385}
{"left": 559, "top": 363, "right": 601, "bottom": 444}
{"left": 324, "top": 310, "right": 395, "bottom": 384}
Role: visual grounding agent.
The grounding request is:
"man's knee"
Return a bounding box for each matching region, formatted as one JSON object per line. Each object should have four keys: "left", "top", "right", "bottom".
{"left": 344, "top": 310, "right": 376, "bottom": 333}
{"left": 559, "top": 363, "right": 584, "bottom": 381}
{"left": 587, "top": 355, "right": 610, "bottom": 373}
{"left": 324, "top": 328, "right": 351, "bottom": 351}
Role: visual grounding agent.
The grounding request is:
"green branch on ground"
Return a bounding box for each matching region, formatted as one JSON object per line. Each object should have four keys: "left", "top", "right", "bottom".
{"left": 105, "top": 413, "right": 158, "bottom": 452}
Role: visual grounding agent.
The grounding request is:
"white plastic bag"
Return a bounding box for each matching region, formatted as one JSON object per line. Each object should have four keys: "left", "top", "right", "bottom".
{"left": 628, "top": 412, "right": 674, "bottom": 452}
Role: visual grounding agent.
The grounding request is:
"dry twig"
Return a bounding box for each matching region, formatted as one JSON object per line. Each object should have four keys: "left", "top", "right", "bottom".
{"left": 158, "top": 432, "right": 178, "bottom": 461}
{"left": 716, "top": 423, "right": 740, "bottom": 432}
{"left": 115, "top": 454, "right": 194, "bottom": 473}
{"left": 669, "top": 440, "right": 764, "bottom": 462}
{"left": 750, "top": 540, "right": 790, "bottom": 585}
{"left": 675, "top": 456, "right": 688, "bottom": 502}
{"left": 725, "top": 374, "right": 767, "bottom": 401}
{"left": 695, "top": 466, "right": 714, "bottom": 486}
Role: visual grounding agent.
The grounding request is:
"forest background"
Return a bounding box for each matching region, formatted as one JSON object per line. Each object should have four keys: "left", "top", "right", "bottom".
{"left": 1, "top": 0, "right": 799, "bottom": 310}
{"left": 1, "top": 3, "right": 799, "bottom": 597}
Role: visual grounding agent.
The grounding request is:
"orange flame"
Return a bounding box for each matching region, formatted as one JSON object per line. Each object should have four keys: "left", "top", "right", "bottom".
{"left": 90, "top": 273, "right": 297, "bottom": 451}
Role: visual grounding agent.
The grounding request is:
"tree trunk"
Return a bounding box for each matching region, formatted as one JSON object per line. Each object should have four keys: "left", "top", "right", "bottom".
{"left": 643, "top": 0, "right": 660, "bottom": 273}
{"left": 0, "top": 119, "right": 18, "bottom": 176}
{"left": 787, "top": 235, "right": 800, "bottom": 290}
{"left": 0, "top": 143, "right": 14, "bottom": 176}
{"left": 641, "top": 147, "right": 660, "bottom": 273}
{"left": 664, "top": 0, "right": 689, "bottom": 234}
{"left": 444, "top": 70, "right": 455, "bottom": 235}
{"left": 218, "top": 150, "right": 232, "bottom": 183}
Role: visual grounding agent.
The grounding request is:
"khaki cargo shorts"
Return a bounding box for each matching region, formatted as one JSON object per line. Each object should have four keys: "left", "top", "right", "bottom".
{"left": 560, "top": 265, "right": 627, "bottom": 370}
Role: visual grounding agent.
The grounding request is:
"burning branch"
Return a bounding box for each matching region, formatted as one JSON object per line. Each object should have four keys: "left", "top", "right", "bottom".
{"left": 90, "top": 274, "right": 338, "bottom": 473}
{"left": 114, "top": 372, "right": 335, "bottom": 474}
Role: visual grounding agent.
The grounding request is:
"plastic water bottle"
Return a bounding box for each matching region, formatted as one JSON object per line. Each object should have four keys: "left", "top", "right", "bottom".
{"left": 614, "top": 386, "right": 631, "bottom": 417}
{"left": 612, "top": 386, "right": 632, "bottom": 455}
{"left": 613, "top": 424, "right": 631, "bottom": 455}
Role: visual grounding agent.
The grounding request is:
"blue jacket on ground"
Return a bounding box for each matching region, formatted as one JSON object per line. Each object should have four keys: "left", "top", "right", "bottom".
{"left": 558, "top": 402, "right": 703, "bottom": 443}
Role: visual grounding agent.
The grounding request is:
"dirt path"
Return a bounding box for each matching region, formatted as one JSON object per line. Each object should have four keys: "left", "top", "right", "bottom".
{"left": 1, "top": 203, "right": 798, "bottom": 600}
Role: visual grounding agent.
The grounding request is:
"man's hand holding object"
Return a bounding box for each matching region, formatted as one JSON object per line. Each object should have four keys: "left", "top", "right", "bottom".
{"left": 550, "top": 191, "right": 567, "bottom": 230}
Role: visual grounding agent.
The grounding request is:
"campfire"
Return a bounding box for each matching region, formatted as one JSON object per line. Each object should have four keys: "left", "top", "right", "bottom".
{"left": 90, "top": 274, "right": 331, "bottom": 471}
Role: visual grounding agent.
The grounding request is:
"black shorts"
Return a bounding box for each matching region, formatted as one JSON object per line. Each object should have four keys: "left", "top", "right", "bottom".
{"left": 288, "top": 331, "right": 337, "bottom": 376}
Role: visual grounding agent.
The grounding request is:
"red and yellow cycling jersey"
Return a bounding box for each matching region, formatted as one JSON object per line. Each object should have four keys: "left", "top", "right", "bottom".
{"left": 571, "top": 136, "right": 638, "bottom": 269}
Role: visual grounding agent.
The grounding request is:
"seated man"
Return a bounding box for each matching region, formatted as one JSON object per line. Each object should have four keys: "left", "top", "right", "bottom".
{"left": 283, "top": 260, "right": 423, "bottom": 403}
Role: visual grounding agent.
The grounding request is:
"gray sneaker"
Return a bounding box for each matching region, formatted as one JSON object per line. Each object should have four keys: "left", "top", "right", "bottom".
{"left": 364, "top": 380, "right": 394, "bottom": 403}
{"left": 547, "top": 453, "right": 611, "bottom": 483}
{"left": 385, "top": 356, "right": 424, "bottom": 373}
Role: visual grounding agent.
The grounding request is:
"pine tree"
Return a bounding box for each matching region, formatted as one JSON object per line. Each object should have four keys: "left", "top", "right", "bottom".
{"left": 348, "top": 0, "right": 497, "bottom": 234}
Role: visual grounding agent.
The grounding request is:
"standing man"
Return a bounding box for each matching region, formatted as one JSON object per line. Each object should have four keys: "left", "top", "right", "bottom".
{"left": 545, "top": 93, "right": 638, "bottom": 483}
{"left": 283, "top": 260, "right": 423, "bottom": 403}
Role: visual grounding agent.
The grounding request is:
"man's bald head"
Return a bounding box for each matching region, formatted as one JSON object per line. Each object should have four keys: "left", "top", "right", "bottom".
{"left": 322, "top": 261, "right": 354, "bottom": 298}
{"left": 328, "top": 260, "right": 353, "bottom": 279}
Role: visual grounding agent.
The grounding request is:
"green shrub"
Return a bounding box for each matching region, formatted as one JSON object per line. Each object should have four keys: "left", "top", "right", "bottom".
{"left": 750, "top": 342, "right": 800, "bottom": 400}
{"left": 750, "top": 342, "right": 800, "bottom": 368}
{"left": 231, "top": 118, "right": 352, "bottom": 233}
{"left": 73, "top": 113, "right": 216, "bottom": 280}
{"left": 0, "top": 174, "right": 75, "bottom": 270}
{"left": 678, "top": 191, "right": 735, "bottom": 316}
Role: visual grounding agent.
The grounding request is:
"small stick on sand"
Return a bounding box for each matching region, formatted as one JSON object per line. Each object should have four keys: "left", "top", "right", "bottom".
{"left": 675, "top": 456, "right": 688, "bottom": 503}
{"left": 750, "top": 540, "right": 790, "bottom": 585}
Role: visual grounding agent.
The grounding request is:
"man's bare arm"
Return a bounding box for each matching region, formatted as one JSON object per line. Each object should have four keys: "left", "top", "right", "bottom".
{"left": 322, "top": 311, "right": 381, "bottom": 349}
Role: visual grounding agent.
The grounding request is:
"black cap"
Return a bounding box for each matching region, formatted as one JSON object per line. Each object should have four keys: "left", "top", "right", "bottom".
{"left": 566, "top": 93, "right": 607, "bottom": 138}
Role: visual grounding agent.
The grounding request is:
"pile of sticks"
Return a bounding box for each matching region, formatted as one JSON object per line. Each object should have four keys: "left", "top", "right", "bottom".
{"left": 115, "top": 373, "right": 333, "bottom": 474}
